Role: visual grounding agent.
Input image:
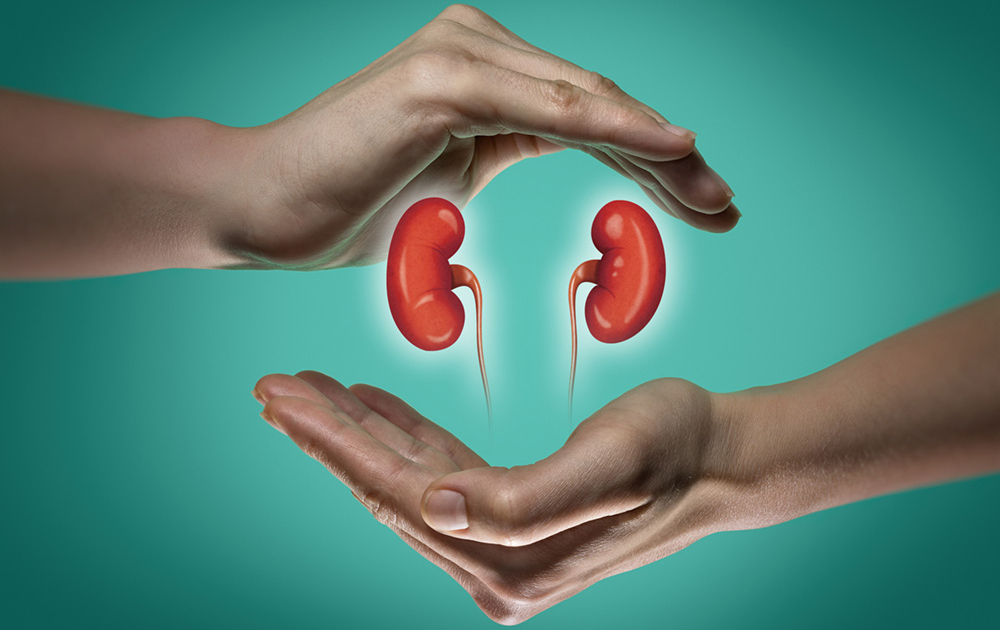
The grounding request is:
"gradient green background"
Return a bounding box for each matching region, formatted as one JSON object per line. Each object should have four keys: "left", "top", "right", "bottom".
{"left": 1, "top": 0, "right": 998, "bottom": 628}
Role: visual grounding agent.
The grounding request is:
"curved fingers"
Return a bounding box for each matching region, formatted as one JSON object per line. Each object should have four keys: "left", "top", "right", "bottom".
{"left": 638, "top": 185, "right": 741, "bottom": 233}
{"left": 422, "top": 6, "right": 736, "bottom": 217}
{"left": 592, "top": 144, "right": 739, "bottom": 230}
{"left": 255, "top": 371, "right": 705, "bottom": 624}
{"left": 254, "top": 373, "right": 338, "bottom": 411}
{"left": 261, "top": 395, "right": 441, "bottom": 503}
{"left": 392, "top": 528, "right": 537, "bottom": 626}
{"left": 619, "top": 148, "right": 734, "bottom": 213}
{"left": 421, "top": 425, "right": 654, "bottom": 546}
{"left": 255, "top": 373, "right": 461, "bottom": 473}
{"left": 350, "top": 383, "right": 489, "bottom": 470}
{"left": 432, "top": 62, "right": 694, "bottom": 161}
{"left": 434, "top": 4, "right": 674, "bottom": 129}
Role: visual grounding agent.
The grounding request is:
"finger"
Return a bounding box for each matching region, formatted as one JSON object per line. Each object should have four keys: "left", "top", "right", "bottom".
{"left": 504, "top": 136, "right": 678, "bottom": 220}
{"left": 542, "top": 137, "right": 735, "bottom": 230}
{"left": 419, "top": 420, "right": 653, "bottom": 546}
{"left": 442, "top": 64, "right": 695, "bottom": 161}
{"left": 617, "top": 147, "right": 734, "bottom": 213}
{"left": 483, "top": 50, "right": 734, "bottom": 214}
{"left": 259, "top": 372, "right": 455, "bottom": 469}
{"left": 291, "top": 371, "right": 462, "bottom": 473}
{"left": 436, "top": 10, "right": 680, "bottom": 130}
{"left": 489, "top": 132, "right": 564, "bottom": 161}
{"left": 596, "top": 147, "right": 674, "bottom": 210}
{"left": 547, "top": 138, "right": 673, "bottom": 218}
{"left": 350, "top": 383, "right": 489, "bottom": 470}
{"left": 638, "top": 185, "right": 742, "bottom": 233}
{"left": 465, "top": 133, "right": 565, "bottom": 195}
{"left": 260, "top": 387, "right": 520, "bottom": 621}
{"left": 424, "top": 7, "right": 738, "bottom": 229}
{"left": 430, "top": 13, "right": 736, "bottom": 216}
{"left": 261, "top": 395, "right": 434, "bottom": 500}
{"left": 600, "top": 145, "right": 717, "bottom": 226}
{"left": 263, "top": 391, "right": 534, "bottom": 620}
{"left": 254, "top": 373, "right": 338, "bottom": 409}
{"left": 294, "top": 370, "right": 374, "bottom": 420}
{"left": 261, "top": 393, "right": 496, "bottom": 585}
{"left": 633, "top": 181, "right": 679, "bottom": 219}
{"left": 594, "top": 146, "right": 740, "bottom": 231}
{"left": 391, "top": 527, "right": 526, "bottom": 626}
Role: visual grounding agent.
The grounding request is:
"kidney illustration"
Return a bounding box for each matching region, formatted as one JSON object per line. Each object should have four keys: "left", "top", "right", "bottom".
{"left": 386, "top": 197, "right": 491, "bottom": 421}
{"left": 568, "top": 200, "right": 666, "bottom": 414}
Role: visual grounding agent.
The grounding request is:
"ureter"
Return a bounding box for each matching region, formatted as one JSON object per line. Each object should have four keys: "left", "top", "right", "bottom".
{"left": 451, "top": 264, "right": 491, "bottom": 427}
{"left": 568, "top": 260, "right": 599, "bottom": 421}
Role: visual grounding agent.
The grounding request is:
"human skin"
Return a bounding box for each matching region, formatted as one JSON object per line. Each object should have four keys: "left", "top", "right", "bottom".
{"left": 0, "top": 4, "right": 737, "bottom": 279}
{"left": 253, "top": 291, "right": 1000, "bottom": 624}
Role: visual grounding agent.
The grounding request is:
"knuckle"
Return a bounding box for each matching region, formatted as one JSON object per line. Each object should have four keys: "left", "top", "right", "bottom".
{"left": 402, "top": 436, "right": 430, "bottom": 462}
{"left": 467, "top": 580, "right": 525, "bottom": 625}
{"left": 397, "top": 49, "right": 471, "bottom": 131}
{"left": 422, "top": 14, "right": 463, "bottom": 41}
{"left": 360, "top": 490, "right": 400, "bottom": 528}
{"left": 439, "top": 4, "right": 487, "bottom": 25}
{"left": 379, "top": 452, "right": 410, "bottom": 488}
{"left": 479, "top": 602, "right": 529, "bottom": 627}
{"left": 404, "top": 104, "right": 453, "bottom": 150}
{"left": 570, "top": 419, "right": 650, "bottom": 482}
{"left": 626, "top": 166, "right": 660, "bottom": 190}
{"left": 402, "top": 47, "right": 470, "bottom": 84}
{"left": 586, "top": 70, "right": 621, "bottom": 96}
{"left": 294, "top": 438, "right": 325, "bottom": 464}
{"left": 544, "top": 79, "right": 585, "bottom": 116}
{"left": 484, "top": 568, "right": 554, "bottom": 606}
{"left": 603, "top": 107, "right": 639, "bottom": 145}
{"left": 487, "top": 479, "right": 528, "bottom": 546}
{"left": 594, "top": 423, "right": 648, "bottom": 469}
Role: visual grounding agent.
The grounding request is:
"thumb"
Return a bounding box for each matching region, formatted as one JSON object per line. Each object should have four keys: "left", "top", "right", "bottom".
{"left": 420, "top": 427, "right": 650, "bottom": 546}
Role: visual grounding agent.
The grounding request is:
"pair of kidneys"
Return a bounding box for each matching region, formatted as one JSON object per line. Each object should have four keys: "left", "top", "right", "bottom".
{"left": 386, "top": 197, "right": 666, "bottom": 422}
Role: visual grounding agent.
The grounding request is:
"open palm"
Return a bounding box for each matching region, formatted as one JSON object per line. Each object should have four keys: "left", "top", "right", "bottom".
{"left": 253, "top": 370, "right": 726, "bottom": 624}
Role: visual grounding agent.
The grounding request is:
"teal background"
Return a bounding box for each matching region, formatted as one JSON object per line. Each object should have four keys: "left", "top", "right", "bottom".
{"left": 1, "top": 0, "right": 998, "bottom": 627}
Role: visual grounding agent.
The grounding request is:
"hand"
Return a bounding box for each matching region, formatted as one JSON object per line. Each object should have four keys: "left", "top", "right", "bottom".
{"left": 0, "top": 4, "right": 736, "bottom": 278}
{"left": 233, "top": 4, "right": 738, "bottom": 269}
{"left": 252, "top": 371, "right": 734, "bottom": 624}
{"left": 251, "top": 298, "right": 1000, "bottom": 624}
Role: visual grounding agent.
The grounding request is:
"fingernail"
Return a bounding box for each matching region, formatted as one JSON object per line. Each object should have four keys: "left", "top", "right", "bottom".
{"left": 260, "top": 409, "right": 285, "bottom": 434}
{"left": 709, "top": 168, "right": 735, "bottom": 198}
{"left": 424, "top": 489, "right": 468, "bottom": 531}
{"left": 659, "top": 122, "right": 697, "bottom": 141}
{"left": 252, "top": 388, "right": 266, "bottom": 405}
{"left": 731, "top": 203, "right": 742, "bottom": 218}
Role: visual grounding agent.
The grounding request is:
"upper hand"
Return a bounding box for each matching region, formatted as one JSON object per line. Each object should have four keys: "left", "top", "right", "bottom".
{"left": 252, "top": 371, "right": 737, "bottom": 624}
{"left": 230, "top": 5, "right": 738, "bottom": 269}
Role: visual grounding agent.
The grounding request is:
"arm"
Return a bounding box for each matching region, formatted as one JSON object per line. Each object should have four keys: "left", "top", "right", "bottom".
{"left": 251, "top": 293, "right": 999, "bottom": 623}
{"left": 0, "top": 90, "right": 247, "bottom": 277}
{"left": 0, "top": 5, "right": 738, "bottom": 279}
{"left": 715, "top": 291, "right": 1000, "bottom": 530}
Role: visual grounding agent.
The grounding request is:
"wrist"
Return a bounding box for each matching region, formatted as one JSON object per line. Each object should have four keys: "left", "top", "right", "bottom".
{"left": 634, "top": 380, "right": 768, "bottom": 544}
{"left": 155, "top": 116, "right": 266, "bottom": 270}
{"left": 707, "top": 382, "right": 865, "bottom": 533}
{"left": 697, "top": 386, "right": 818, "bottom": 533}
{"left": 200, "top": 116, "right": 353, "bottom": 271}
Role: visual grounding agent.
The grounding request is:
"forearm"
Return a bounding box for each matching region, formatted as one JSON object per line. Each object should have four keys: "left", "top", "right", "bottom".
{"left": 714, "top": 292, "right": 1000, "bottom": 529}
{"left": 0, "top": 90, "right": 254, "bottom": 277}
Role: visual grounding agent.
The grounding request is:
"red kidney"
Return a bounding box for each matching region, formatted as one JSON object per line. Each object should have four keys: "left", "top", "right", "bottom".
{"left": 387, "top": 198, "right": 467, "bottom": 351}
{"left": 574, "top": 200, "right": 666, "bottom": 343}
{"left": 387, "top": 197, "right": 490, "bottom": 420}
{"left": 569, "top": 200, "right": 665, "bottom": 413}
